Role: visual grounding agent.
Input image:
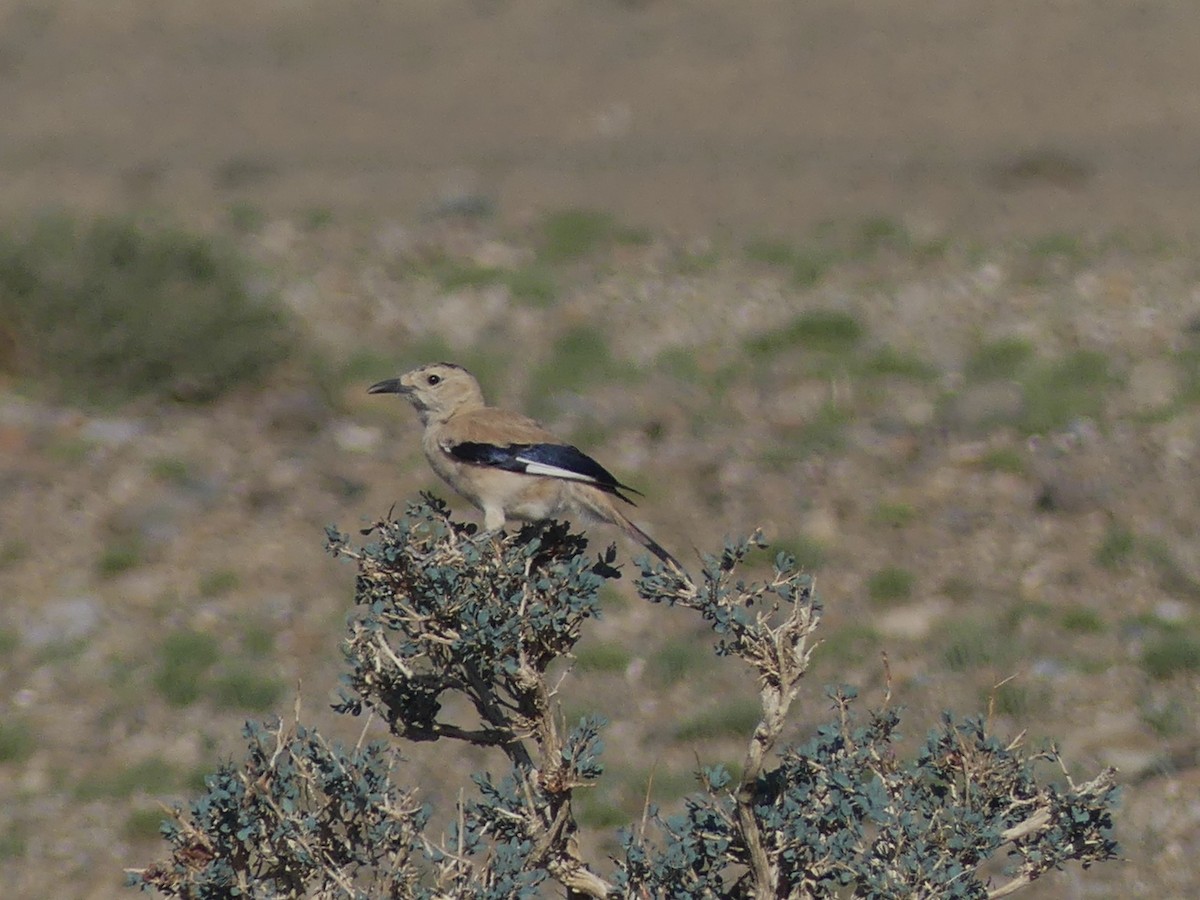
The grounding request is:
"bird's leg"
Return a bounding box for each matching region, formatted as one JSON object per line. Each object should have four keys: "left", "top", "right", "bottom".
{"left": 482, "top": 506, "right": 508, "bottom": 533}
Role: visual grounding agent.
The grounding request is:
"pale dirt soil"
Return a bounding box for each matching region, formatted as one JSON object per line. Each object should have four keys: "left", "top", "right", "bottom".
{"left": 2, "top": 3, "right": 1200, "bottom": 898}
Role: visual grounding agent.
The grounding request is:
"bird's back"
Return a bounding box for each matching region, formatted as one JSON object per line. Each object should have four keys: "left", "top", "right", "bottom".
{"left": 441, "top": 406, "right": 560, "bottom": 445}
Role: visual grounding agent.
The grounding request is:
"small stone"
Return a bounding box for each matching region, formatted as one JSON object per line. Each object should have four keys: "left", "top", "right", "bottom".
{"left": 1126, "top": 358, "right": 1178, "bottom": 411}
{"left": 1154, "top": 600, "right": 1189, "bottom": 623}
{"left": 81, "top": 416, "right": 145, "bottom": 446}
{"left": 23, "top": 596, "right": 102, "bottom": 647}
{"left": 803, "top": 507, "right": 840, "bottom": 545}
{"left": 258, "top": 219, "right": 300, "bottom": 256}
{"left": 876, "top": 598, "right": 951, "bottom": 640}
{"left": 333, "top": 422, "right": 383, "bottom": 454}
{"left": 472, "top": 241, "right": 529, "bottom": 270}
{"left": 767, "top": 382, "right": 832, "bottom": 428}
{"left": 900, "top": 398, "right": 936, "bottom": 428}
{"left": 374, "top": 222, "right": 414, "bottom": 259}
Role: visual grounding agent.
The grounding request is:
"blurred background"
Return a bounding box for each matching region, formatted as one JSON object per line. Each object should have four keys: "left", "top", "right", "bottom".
{"left": 2, "top": 2, "right": 1199, "bottom": 896}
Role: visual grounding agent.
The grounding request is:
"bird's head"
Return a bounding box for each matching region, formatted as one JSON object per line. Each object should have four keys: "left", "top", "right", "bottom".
{"left": 368, "top": 362, "right": 485, "bottom": 424}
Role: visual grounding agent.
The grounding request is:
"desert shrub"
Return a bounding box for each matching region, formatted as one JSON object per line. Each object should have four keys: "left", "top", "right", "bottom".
{"left": 129, "top": 498, "right": 1119, "bottom": 898}
{"left": 0, "top": 215, "right": 292, "bottom": 404}
{"left": 538, "top": 208, "right": 648, "bottom": 263}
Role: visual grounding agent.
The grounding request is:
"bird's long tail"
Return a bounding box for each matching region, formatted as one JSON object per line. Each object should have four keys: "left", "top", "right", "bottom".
{"left": 621, "top": 513, "right": 684, "bottom": 572}
{"left": 577, "top": 489, "right": 683, "bottom": 571}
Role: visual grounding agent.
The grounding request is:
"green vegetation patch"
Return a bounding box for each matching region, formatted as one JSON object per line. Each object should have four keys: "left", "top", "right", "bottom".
{"left": 789, "top": 247, "right": 838, "bottom": 287}
{"left": 852, "top": 216, "right": 912, "bottom": 258}
{"left": 526, "top": 326, "right": 631, "bottom": 418}
{"left": 0, "top": 539, "right": 28, "bottom": 569}
{"left": 673, "top": 701, "right": 762, "bottom": 742}
{"left": 76, "top": 756, "right": 180, "bottom": 800}
{"left": 538, "top": 208, "right": 648, "bottom": 263}
{"left": 673, "top": 244, "right": 721, "bottom": 275}
{"left": 860, "top": 346, "right": 938, "bottom": 381}
{"left": 576, "top": 795, "right": 630, "bottom": 829}
{"left": 300, "top": 206, "right": 334, "bottom": 231}
{"left": 942, "top": 618, "right": 1002, "bottom": 671}
{"left": 503, "top": 264, "right": 558, "bottom": 307}
{"left": 649, "top": 636, "right": 709, "bottom": 687}
{"left": 425, "top": 258, "right": 506, "bottom": 291}
{"left": 867, "top": 566, "right": 915, "bottom": 604}
{"left": 199, "top": 569, "right": 240, "bottom": 598}
{"left": 744, "top": 237, "right": 798, "bottom": 268}
{"left": 980, "top": 446, "right": 1026, "bottom": 475}
{"left": 0, "top": 718, "right": 35, "bottom": 764}
{"left": 1140, "top": 631, "right": 1200, "bottom": 680}
{"left": 97, "top": 540, "right": 144, "bottom": 578}
{"left": 149, "top": 457, "right": 193, "bottom": 486}
{"left": 574, "top": 640, "right": 633, "bottom": 674}
{"left": 747, "top": 309, "right": 865, "bottom": 356}
{"left": 1175, "top": 343, "right": 1200, "bottom": 404}
{"left": 212, "top": 668, "right": 285, "bottom": 712}
{"left": 1095, "top": 523, "right": 1136, "bottom": 571}
{"left": 871, "top": 501, "right": 917, "bottom": 529}
{"left": 816, "top": 622, "right": 881, "bottom": 668}
{"left": 965, "top": 337, "right": 1036, "bottom": 382}
{"left": 1060, "top": 605, "right": 1106, "bottom": 634}
{"left": 1028, "top": 232, "right": 1085, "bottom": 263}
{"left": 1018, "top": 349, "right": 1120, "bottom": 434}
{"left": 750, "top": 535, "right": 827, "bottom": 573}
{"left": 155, "top": 629, "right": 221, "bottom": 707}
{"left": 238, "top": 620, "right": 276, "bottom": 657}
{"left": 744, "top": 217, "right": 932, "bottom": 287}
{"left": 124, "top": 807, "right": 169, "bottom": 842}
{"left": 155, "top": 625, "right": 282, "bottom": 710}
{"left": 0, "top": 216, "right": 292, "bottom": 405}
{"left": 227, "top": 201, "right": 266, "bottom": 234}
{"left": 988, "top": 681, "right": 1051, "bottom": 718}
{"left": 0, "top": 822, "right": 26, "bottom": 860}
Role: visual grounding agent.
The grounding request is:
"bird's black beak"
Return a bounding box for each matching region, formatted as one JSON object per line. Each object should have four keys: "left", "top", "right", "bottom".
{"left": 368, "top": 378, "right": 407, "bottom": 395}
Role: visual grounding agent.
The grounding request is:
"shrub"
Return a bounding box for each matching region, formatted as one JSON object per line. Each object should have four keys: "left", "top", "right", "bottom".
{"left": 0, "top": 718, "right": 35, "bottom": 764}
{"left": 0, "top": 215, "right": 292, "bottom": 404}
{"left": 747, "top": 309, "right": 865, "bottom": 355}
{"left": 129, "top": 499, "right": 1119, "bottom": 898}
{"left": 154, "top": 629, "right": 220, "bottom": 707}
{"left": 538, "top": 208, "right": 645, "bottom": 263}
{"left": 867, "top": 566, "right": 916, "bottom": 603}
{"left": 744, "top": 237, "right": 798, "bottom": 267}
{"left": 1018, "top": 350, "right": 1119, "bottom": 434}
{"left": 1140, "top": 631, "right": 1200, "bottom": 680}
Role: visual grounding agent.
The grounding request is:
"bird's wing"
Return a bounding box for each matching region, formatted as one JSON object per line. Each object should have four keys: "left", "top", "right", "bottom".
{"left": 441, "top": 410, "right": 641, "bottom": 503}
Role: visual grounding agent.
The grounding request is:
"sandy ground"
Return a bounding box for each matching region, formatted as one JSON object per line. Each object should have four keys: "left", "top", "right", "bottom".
{"left": 3, "top": 1, "right": 1200, "bottom": 239}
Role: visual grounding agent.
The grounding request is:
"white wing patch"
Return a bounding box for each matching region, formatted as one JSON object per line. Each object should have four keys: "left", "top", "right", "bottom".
{"left": 517, "top": 457, "right": 601, "bottom": 484}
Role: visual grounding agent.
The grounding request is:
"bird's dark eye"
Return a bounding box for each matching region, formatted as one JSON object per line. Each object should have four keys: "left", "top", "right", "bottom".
{"left": 426, "top": 374, "right": 441, "bottom": 385}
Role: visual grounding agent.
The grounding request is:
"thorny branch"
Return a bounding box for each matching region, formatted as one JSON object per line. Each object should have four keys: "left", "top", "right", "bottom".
{"left": 131, "top": 504, "right": 1119, "bottom": 898}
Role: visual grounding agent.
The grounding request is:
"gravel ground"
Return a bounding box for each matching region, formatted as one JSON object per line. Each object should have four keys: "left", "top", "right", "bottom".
{"left": 3, "top": 217, "right": 1200, "bottom": 897}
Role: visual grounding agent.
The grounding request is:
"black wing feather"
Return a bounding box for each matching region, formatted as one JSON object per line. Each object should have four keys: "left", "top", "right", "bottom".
{"left": 450, "top": 441, "right": 642, "bottom": 503}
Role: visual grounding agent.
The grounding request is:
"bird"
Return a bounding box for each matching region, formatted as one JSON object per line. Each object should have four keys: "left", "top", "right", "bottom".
{"left": 368, "top": 362, "right": 681, "bottom": 569}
